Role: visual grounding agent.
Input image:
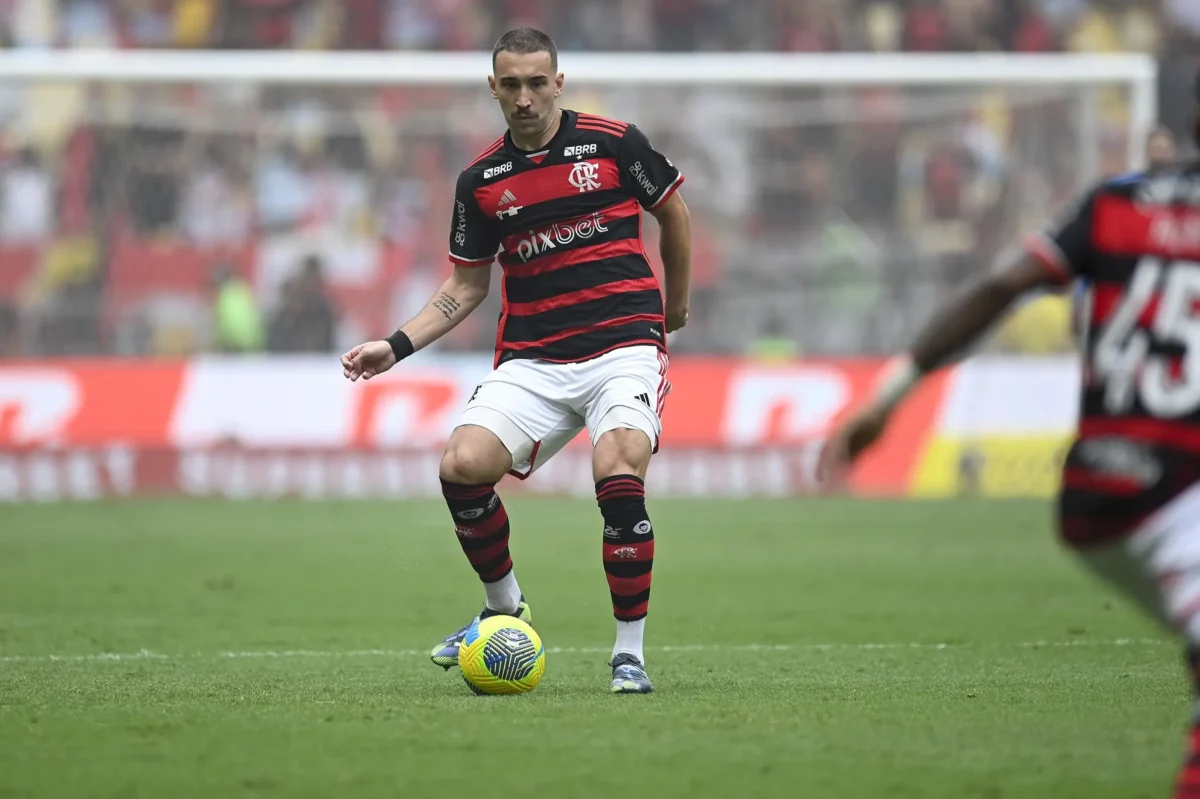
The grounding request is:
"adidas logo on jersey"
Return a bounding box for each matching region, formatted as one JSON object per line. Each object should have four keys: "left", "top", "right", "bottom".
{"left": 495, "top": 189, "right": 523, "bottom": 218}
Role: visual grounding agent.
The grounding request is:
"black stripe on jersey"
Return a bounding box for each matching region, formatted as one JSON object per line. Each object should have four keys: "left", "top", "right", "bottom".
{"left": 499, "top": 214, "right": 641, "bottom": 268}
{"left": 504, "top": 257, "right": 655, "bottom": 305}
{"left": 502, "top": 290, "right": 663, "bottom": 344}
{"left": 499, "top": 319, "right": 665, "bottom": 365}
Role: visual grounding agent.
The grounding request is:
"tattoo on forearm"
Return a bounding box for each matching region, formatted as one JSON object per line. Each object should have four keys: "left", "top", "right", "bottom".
{"left": 431, "top": 293, "right": 461, "bottom": 322}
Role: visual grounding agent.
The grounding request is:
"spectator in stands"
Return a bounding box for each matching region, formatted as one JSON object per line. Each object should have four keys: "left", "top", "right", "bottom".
{"left": 266, "top": 254, "right": 336, "bottom": 353}
{"left": 0, "top": 145, "right": 52, "bottom": 244}
{"left": 210, "top": 262, "right": 263, "bottom": 353}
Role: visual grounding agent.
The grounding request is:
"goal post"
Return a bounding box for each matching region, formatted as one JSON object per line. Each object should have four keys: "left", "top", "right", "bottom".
{"left": 0, "top": 50, "right": 1158, "bottom": 166}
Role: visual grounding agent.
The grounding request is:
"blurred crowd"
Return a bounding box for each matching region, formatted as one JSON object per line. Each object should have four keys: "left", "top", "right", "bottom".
{"left": 0, "top": 0, "right": 1196, "bottom": 359}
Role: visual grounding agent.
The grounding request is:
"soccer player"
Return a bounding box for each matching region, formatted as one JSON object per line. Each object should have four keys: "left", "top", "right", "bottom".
{"left": 340, "top": 28, "right": 690, "bottom": 694}
{"left": 820, "top": 76, "right": 1200, "bottom": 796}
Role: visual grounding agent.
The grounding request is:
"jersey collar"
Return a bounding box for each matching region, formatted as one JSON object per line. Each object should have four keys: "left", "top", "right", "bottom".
{"left": 505, "top": 109, "right": 576, "bottom": 162}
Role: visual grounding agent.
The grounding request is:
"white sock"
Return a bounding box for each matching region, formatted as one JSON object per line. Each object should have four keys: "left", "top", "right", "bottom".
{"left": 484, "top": 570, "right": 522, "bottom": 614}
{"left": 612, "top": 618, "right": 646, "bottom": 665}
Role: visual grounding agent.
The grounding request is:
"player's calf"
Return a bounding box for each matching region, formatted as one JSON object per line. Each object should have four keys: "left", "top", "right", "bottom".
{"left": 438, "top": 424, "right": 523, "bottom": 615}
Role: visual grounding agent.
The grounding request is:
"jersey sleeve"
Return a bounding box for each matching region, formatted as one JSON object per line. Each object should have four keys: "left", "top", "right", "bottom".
{"left": 616, "top": 124, "right": 684, "bottom": 211}
{"left": 1023, "top": 189, "right": 1097, "bottom": 284}
{"left": 448, "top": 171, "right": 499, "bottom": 267}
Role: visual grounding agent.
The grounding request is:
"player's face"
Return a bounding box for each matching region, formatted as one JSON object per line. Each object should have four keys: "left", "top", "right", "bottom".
{"left": 489, "top": 51, "right": 563, "bottom": 139}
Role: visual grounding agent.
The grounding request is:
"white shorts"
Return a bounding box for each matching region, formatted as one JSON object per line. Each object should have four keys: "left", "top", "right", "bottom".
{"left": 1074, "top": 481, "right": 1200, "bottom": 640}
{"left": 457, "top": 345, "right": 670, "bottom": 479}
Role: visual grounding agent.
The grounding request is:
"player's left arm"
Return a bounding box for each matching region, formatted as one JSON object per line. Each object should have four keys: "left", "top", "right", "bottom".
{"left": 818, "top": 188, "right": 1097, "bottom": 484}
{"left": 650, "top": 192, "right": 692, "bottom": 333}
{"left": 617, "top": 124, "right": 691, "bottom": 333}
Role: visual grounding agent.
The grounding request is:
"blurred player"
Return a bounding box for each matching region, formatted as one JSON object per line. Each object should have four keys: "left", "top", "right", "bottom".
{"left": 341, "top": 28, "right": 690, "bottom": 694}
{"left": 820, "top": 73, "right": 1200, "bottom": 796}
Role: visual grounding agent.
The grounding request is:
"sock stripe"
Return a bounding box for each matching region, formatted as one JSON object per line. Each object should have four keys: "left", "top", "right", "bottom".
{"left": 611, "top": 589, "right": 652, "bottom": 610}
{"left": 477, "top": 552, "right": 513, "bottom": 582}
{"left": 455, "top": 510, "right": 507, "bottom": 542}
{"left": 607, "top": 572, "right": 653, "bottom": 596}
{"left": 458, "top": 523, "right": 510, "bottom": 551}
{"left": 603, "top": 559, "right": 653, "bottom": 578}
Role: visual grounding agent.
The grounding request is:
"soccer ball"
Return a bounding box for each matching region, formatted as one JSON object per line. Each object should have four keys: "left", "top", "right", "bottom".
{"left": 458, "top": 615, "right": 546, "bottom": 695}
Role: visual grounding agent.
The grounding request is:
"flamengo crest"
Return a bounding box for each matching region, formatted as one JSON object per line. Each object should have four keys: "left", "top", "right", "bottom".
{"left": 568, "top": 161, "right": 602, "bottom": 193}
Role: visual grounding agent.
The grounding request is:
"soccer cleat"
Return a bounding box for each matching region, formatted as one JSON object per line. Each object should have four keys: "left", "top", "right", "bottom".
{"left": 430, "top": 598, "right": 531, "bottom": 670}
{"left": 609, "top": 652, "right": 653, "bottom": 694}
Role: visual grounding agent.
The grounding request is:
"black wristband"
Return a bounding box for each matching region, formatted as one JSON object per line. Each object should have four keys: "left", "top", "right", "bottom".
{"left": 385, "top": 330, "right": 415, "bottom": 362}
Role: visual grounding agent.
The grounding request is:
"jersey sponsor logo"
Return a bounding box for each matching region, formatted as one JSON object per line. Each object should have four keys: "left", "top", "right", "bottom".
{"left": 454, "top": 200, "right": 468, "bottom": 247}
{"left": 564, "top": 144, "right": 597, "bottom": 158}
{"left": 568, "top": 161, "right": 602, "bottom": 193}
{"left": 514, "top": 212, "right": 610, "bottom": 262}
{"left": 628, "top": 161, "right": 658, "bottom": 197}
{"left": 484, "top": 161, "right": 513, "bottom": 180}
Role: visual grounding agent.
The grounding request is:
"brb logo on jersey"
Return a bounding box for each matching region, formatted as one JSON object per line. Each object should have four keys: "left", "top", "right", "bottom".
{"left": 568, "top": 161, "right": 602, "bottom": 193}
{"left": 514, "top": 213, "right": 609, "bottom": 262}
{"left": 564, "top": 144, "right": 598, "bottom": 158}
{"left": 484, "top": 161, "right": 512, "bottom": 180}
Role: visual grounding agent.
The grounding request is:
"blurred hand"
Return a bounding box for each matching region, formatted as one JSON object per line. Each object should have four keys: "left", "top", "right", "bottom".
{"left": 665, "top": 301, "right": 689, "bottom": 334}
{"left": 816, "top": 403, "right": 892, "bottom": 490}
{"left": 341, "top": 340, "right": 398, "bottom": 382}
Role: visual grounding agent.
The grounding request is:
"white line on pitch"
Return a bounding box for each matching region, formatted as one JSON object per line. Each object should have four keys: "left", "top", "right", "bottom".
{"left": 0, "top": 638, "right": 1174, "bottom": 664}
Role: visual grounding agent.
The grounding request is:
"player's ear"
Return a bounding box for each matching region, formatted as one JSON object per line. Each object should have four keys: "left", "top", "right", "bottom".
{"left": 488, "top": 74, "right": 498, "bottom": 99}
{"left": 554, "top": 72, "right": 564, "bottom": 97}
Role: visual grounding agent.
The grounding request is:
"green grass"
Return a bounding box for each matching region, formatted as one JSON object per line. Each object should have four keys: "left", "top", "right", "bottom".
{"left": 0, "top": 497, "right": 1187, "bottom": 798}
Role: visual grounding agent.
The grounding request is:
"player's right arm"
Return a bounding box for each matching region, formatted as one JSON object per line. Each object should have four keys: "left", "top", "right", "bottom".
{"left": 342, "top": 172, "right": 498, "bottom": 382}
{"left": 818, "top": 189, "right": 1097, "bottom": 483}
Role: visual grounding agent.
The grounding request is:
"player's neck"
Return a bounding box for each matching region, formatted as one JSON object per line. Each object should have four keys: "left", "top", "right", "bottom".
{"left": 509, "top": 108, "right": 561, "bottom": 153}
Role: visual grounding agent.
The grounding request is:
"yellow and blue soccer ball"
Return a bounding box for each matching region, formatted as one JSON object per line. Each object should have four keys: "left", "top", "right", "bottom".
{"left": 458, "top": 615, "right": 546, "bottom": 695}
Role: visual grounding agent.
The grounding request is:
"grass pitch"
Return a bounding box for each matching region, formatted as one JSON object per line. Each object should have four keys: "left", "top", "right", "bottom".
{"left": 0, "top": 497, "right": 1186, "bottom": 798}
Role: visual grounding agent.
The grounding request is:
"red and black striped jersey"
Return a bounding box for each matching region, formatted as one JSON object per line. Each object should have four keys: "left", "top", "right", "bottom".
{"left": 447, "top": 109, "right": 683, "bottom": 366}
{"left": 1025, "top": 162, "right": 1200, "bottom": 543}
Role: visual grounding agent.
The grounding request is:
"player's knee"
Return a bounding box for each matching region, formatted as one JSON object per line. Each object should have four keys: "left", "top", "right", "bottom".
{"left": 593, "top": 426, "right": 652, "bottom": 481}
{"left": 439, "top": 430, "right": 510, "bottom": 485}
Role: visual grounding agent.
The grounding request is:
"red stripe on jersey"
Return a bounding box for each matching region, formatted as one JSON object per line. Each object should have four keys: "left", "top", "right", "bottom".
{"left": 649, "top": 172, "right": 685, "bottom": 210}
{"left": 468, "top": 136, "right": 505, "bottom": 167}
{"left": 577, "top": 114, "right": 628, "bottom": 132}
{"left": 1080, "top": 417, "right": 1200, "bottom": 454}
{"left": 576, "top": 122, "right": 626, "bottom": 136}
{"left": 475, "top": 158, "right": 622, "bottom": 214}
{"left": 503, "top": 313, "right": 664, "bottom": 351}
{"left": 499, "top": 198, "right": 641, "bottom": 255}
{"left": 506, "top": 277, "right": 660, "bottom": 316}
{"left": 501, "top": 237, "right": 646, "bottom": 278}
{"left": 1061, "top": 467, "right": 1144, "bottom": 496}
{"left": 1093, "top": 195, "right": 1200, "bottom": 260}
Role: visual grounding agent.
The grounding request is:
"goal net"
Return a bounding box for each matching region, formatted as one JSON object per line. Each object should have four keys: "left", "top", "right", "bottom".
{"left": 0, "top": 50, "right": 1156, "bottom": 359}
